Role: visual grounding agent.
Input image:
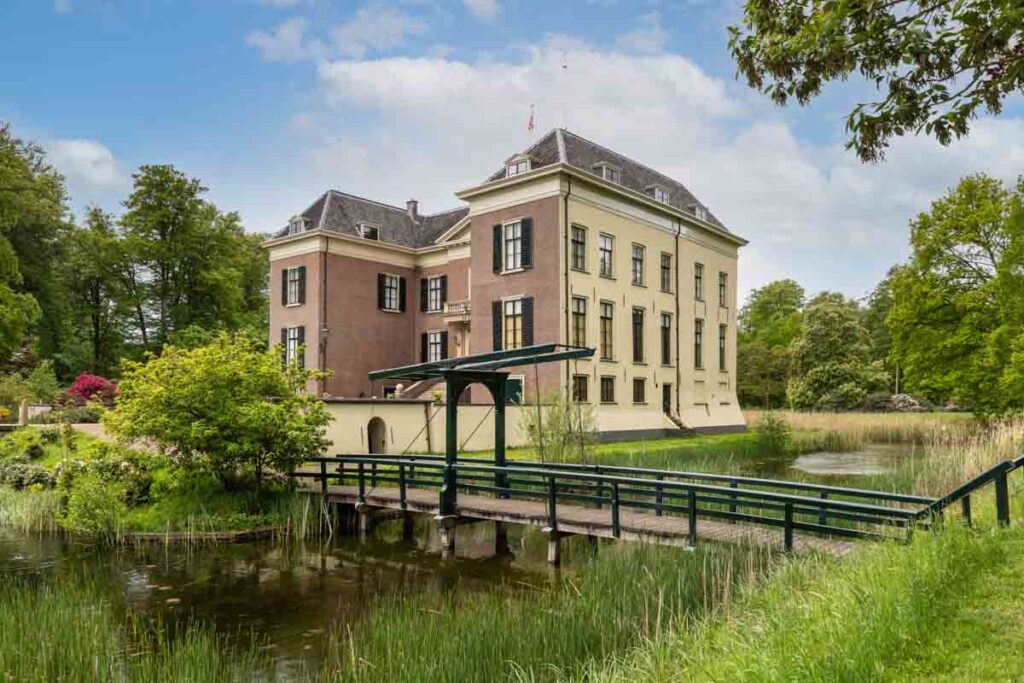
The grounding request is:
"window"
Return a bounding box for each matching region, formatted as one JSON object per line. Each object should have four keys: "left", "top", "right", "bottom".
{"left": 503, "top": 299, "right": 523, "bottom": 350}
{"left": 572, "top": 296, "right": 587, "bottom": 347}
{"left": 572, "top": 375, "right": 589, "bottom": 403}
{"left": 382, "top": 274, "right": 401, "bottom": 311}
{"left": 599, "top": 234, "right": 614, "bottom": 278}
{"left": 600, "top": 301, "right": 614, "bottom": 361}
{"left": 695, "top": 319, "right": 704, "bottom": 369}
{"left": 600, "top": 376, "right": 615, "bottom": 403}
{"left": 650, "top": 187, "right": 670, "bottom": 204}
{"left": 571, "top": 226, "right": 587, "bottom": 271}
{"left": 596, "top": 164, "right": 620, "bottom": 184}
{"left": 285, "top": 267, "right": 302, "bottom": 306}
{"left": 660, "top": 253, "right": 672, "bottom": 292}
{"left": 358, "top": 223, "right": 379, "bottom": 240}
{"left": 632, "top": 307, "right": 645, "bottom": 363}
{"left": 718, "top": 272, "right": 728, "bottom": 307}
{"left": 632, "top": 378, "right": 646, "bottom": 404}
{"left": 694, "top": 263, "right": 704, "bottom": 301}
{"left": 427, "top": 331, "right": 443, "bottom": 363}
{"left": 427, "top": 277, "right": 443, "bottom": 312}
{"left": 506, "top": 376, "right": 524, "bottom": 404}
{"left": 631, "top": 244, "right": 645, "bottom": 286}
{"left": 661, "top": 313, "right": 672, "bottom": 365}
{"left": 287, "top": 216, "right": 305, "bottom": 235}
{"left": 285, "top": 326, "right": 304, "bottom": 369}
{"left": 719, "top": 324, "right": 727, "bottom": 371}
{"left": 691, "top": 204, "right": 708, "bottom": 221}
{"left": 504, "top": 221, "right": 522, "bottom": 271}
{"left": 506, "top": 158, "right": 530, "bottom": 177}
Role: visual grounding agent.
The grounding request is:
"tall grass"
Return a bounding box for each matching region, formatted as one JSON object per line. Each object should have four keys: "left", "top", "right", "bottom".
{"left": 584, "top": 522, "right": 1013, "bottom": 682}
{"left": 0, "top": 487, "right": 61, "bottom": 533}
{"left": 323, "top": 542, "right": 777, "bottom": 682}
{"left": 748, "top": 410, "right": 978, "bottom": 449}
{"left": 0, "top": 575, "right": 265, "bottom": 682}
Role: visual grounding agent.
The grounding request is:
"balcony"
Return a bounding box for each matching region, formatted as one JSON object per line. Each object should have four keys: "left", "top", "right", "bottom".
{"left": 443, "top": 299, "right": 471, "bottom": 321}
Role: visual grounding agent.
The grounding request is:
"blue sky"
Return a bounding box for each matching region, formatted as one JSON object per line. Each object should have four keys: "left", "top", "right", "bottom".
{"left": 4, "top": 0, "right": 1023, "bottom": 301}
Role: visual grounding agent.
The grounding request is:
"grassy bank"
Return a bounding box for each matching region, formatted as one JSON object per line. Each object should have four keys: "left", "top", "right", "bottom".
{"left": 0, "top": 575, "right": 264, "bottom": 682}
{"left": 324, "top": 541, "right": 778, "bottom": 683}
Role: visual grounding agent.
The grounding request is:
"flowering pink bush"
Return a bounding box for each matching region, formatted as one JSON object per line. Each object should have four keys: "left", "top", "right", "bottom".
{"left": 66, "top": 373, "right": 118, "bottom": 406}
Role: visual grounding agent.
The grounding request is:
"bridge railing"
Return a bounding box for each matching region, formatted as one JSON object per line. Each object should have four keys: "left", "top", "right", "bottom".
{"left": 295, "top": 454, "right": 932, "bottom": 550}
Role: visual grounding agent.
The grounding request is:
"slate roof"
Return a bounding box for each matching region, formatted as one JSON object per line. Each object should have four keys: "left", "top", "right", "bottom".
{"left": 486, "top": 128, "right": 729, "bottom": 232}
{"left": 274, "top": 190, "right": 468, "bottom": 248}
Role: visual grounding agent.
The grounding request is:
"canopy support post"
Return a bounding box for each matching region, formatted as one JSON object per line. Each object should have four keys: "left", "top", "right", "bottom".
{"left": 489, "top": 378, "right": 509, "bottom": 498}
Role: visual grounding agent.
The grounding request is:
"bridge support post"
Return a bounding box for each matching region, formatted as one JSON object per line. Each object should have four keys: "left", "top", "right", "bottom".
{"left": 494, "top": 522, "right": 510, "bottom": 556}
{"left": 355, "top": 502, "right": 373, "bottom": 541}
{"left": 402, "top": 511, "right": 415, "bottom": 543}
{"left": 544, "top": 529, "right": 561, "bottom": 566}
{"left": 587, "top": 534, "right": 598, "bottom": 559}
{"left": 436, "top": 514, "right": 456, "bottom": 558}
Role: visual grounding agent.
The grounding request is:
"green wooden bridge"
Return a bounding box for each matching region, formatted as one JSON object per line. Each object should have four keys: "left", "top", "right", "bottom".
{"left": 294, "top": 345, "right": 1024, "bottom": 563}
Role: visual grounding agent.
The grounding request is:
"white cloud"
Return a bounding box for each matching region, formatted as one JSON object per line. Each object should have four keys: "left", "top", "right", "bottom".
{"left": 332, "top": 4, "right": 426, "bottom": 59}
{"left": 463, "top": 0, "right": 498, "bottom": 21}
{"left": 47, "top": 138, "right": 126, "bottom": 195}
{"left": 53, "top": 0, "right": 71, "bottom": 14}
{"left": 259, "top": 0, "right": 303, "bottom": 6}
{"left": 615, "top": 12, "right": 665, "bottom": 56}
{"left": 246, "top": 17, "right": 325, "bottom": 62}
{"left": 259, "top": 36, "right": 1024, "bottom": 301}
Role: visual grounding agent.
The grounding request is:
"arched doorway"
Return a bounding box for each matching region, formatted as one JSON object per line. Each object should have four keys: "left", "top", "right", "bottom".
{"left": 367, "top": 417, "right": 387, "bottom": 454}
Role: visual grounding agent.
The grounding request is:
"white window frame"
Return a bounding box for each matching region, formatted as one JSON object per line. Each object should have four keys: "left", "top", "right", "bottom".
{"left": 653, "top": 187, "right": 670, "bottom": 204}
{"left": 571, "top": 296, "right": 587, "bottom": 347}
{"left": 570, "top": 225, "right": 587, "bottom": 271}
{"left": 506, "top": 158, "right": 530, "bottom": 178}
{"left": 287, "top": 216, "right": 305, "bottom": 235}
{"left": 427, "top": 276, "right": 443, "bottom": 313}
{"left": 285, "top": 267, "right": 302, "bottom": 306}
{"left": 503, "top": 297, "right": 524, "bottom": 350}
{"left": 599, "top": 233, "right": 614, "bottom": 278}
{"left": 631, "top": 243, "right": 645, "bottom": 286}
{"left": 427, "top": 331, "right": 443, "bottom": 363}
{"left": 358, "top": 223, "right": 380, "bottom": 240}
{"left": 382, "top": 273, "right": 401, "bottom": 312}
{"left": 595, "top": 163, "right": 621, "bottom": 184}
{"left": 285, "top": 327, "right": 302, "bottom": 367}
{"left": 503, "top": 220, "right": 523, "bottom": 272}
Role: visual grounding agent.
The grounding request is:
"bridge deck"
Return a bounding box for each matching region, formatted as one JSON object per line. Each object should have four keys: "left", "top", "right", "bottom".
{"left": 310, "top": 483, "right": 856, "bottom": 557}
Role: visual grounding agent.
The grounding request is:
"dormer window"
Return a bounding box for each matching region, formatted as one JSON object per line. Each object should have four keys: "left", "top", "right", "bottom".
{"left": 594, "top": 163, "right": 620, "bottom": 184}
{"left": 358, "top": 223, "right": 380, "bottom": 240}
{"left": 506, "top": 158, "right": 530, "bottom": 178}
{"left": 287, "top": 215, "right": 307, "bottom": 235}
{"left": 648, "top": 186, "right": 671, "bottom": 204}
{"left": 689, "top": 204, "right": 708, "bottom": 221}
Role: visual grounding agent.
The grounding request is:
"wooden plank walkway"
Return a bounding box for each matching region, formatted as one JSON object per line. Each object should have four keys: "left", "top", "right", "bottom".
{"left": 305, "top": 483, "right": 856, "bottom": 557}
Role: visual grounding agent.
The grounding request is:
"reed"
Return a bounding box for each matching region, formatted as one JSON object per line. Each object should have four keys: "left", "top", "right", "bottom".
{"left": 322, "top": 542, "right": 777, "bottom": 683}
{"left": 0, "top": 488, "right": 61, "bottom": 533}
{"left": 747, "top": 410, "right": 977, "bottom": 450}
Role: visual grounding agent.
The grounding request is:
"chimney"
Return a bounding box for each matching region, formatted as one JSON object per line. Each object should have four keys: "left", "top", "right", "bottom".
{"left": 406, "top": 199, "right": 419, "bottom": 221}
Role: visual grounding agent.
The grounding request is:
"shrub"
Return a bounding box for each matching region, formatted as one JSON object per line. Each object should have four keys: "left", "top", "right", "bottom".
{"left": 753, "top": 412, "right": 792, "bottom": 454}
{"left": 65, "top": 373, "right": 117, "bottom": 406}
{"left": 0, "top": 462, "right": 55, "bottom": 490}
{"left": 518, "top": 390, "right": 598, "bottom": 463}
{"left": 0, "top": 428, "right": 57, "bottom": 462}
{"left": 30, "top": 405, "right": 103, "bottom": 424}
{"left": 53, "top": 444, "right": 156, "bottom": 508}
{"left": 58, "top": 474, "right": 125, "bottom": 536}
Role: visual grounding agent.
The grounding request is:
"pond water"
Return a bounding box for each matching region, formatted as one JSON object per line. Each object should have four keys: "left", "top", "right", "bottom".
{"left": 0, "top": 516, "right": 593, "bottom": 679}
{"left": 743, "top": 443, "right": 922, "bottom": 480}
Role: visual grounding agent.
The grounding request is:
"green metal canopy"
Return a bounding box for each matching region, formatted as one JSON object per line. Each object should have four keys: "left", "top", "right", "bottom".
{"left": 367, "top": 343, "right": 595, "bottom": 517}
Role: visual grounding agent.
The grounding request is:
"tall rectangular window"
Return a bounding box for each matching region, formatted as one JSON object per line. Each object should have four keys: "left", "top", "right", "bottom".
{"left": 694, "top": 263, "right": 704, "bottom": 301}
{"left": 660, "top": 313, "right": 672, "bottom": 365}
{"left": 718, "top": 271, "right": 728, "bottom": 307}
{"left": 599, "top": 234, "right": 614, "bottom": 278}
{"left": 572, "top": 296, "right": 587, "bottom": 347}
{"left": 503, "top": 299, "right": 523, "bottom": 350}
{"left": 427, "top": 277, "right": 443, "bottom": 312}
{"left": 285, "top": 326, "right": 304, "bottom": 369}
{"left": 571, "top": 226, "right": 587, "bottom": 271}
{"left": 660, "top": 253, "right": 672, "bottom": 292}
{"left": 632, "top": 307, "right": 645, "bottom": 363}
{"left": 600, "top": 376, "right": 615, "bottom": 403}
{"left": 504, "top": 221, "right": 522, "bottom": 271}
{"left": 631, "top": 244, "right": 645, "bottom": 286}
{"left": 719, "top": 324, "right": 727, "bottom": 371}
{"left": 632, "top": 378, "right": 646, "bottom": 404}
{"left": 600, "top": 301, "right": 614, "bottom": 361}
{"left": 286, "top": 267, "right": 302, "bottom": 306}
{"left": 427, "top": 331, "right": 443, "bottom": 362}
{"left": 382, "top": 274, "right": 400, "bottom": 311}
{"left": 695, "top": 318, "right": 704, "bottom": 369}
{"left": 572, "top": 375, "right": 589, "bottom": 403}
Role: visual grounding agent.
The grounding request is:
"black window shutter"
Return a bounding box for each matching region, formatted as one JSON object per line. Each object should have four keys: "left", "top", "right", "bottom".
{"left": 420, "top": 333, "right": 428, "bottom": 363}
{"left": 399, "top": 277, "right": 407, "bottom": 312}
{"left": 521, "top": 218, "right": 533, "bottom": 269}
{"left": 281, "top": 269, "right": 288, "bottom": 306}
{"left": 297, "top": 326, "right": 305, "bottom": 370}
{"left": 298, "top": 266, "right": 307, "bottom": 304}
{"left": 280, "top": 328, "right": 287, "bottom": 363}
{"left": 522, "top": 296, "right": 534, "bottom": 347}
{"left": 492, "top": 224, "right": 502, "bottom": 273}
{"left": 492, "top": 301, "right": 502, "bottom": 351}
{"left": 420, "top": 278, "right": 428, "bottom": 312}
{"left": 440, "top": 275, "right": 448, "bottom": 306}
{"left": 440, "top": 331, "right": 449, "bottom": 359}
{"left": 377, "top": 273, "right": 385, "bottom": 310}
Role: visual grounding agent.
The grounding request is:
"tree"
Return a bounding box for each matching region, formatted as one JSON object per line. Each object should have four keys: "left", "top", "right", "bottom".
{"left": 729, "top": 1, "right": 1024, "bottom": 162}
{"left": 737, "top": 279, "right": 805, "bottom": 406}
{"left": 889, "top": 174, "right": 1024, "bottom": 413}
{"left": 104, "top": 334, "right": 330, "bottom": 489}
{"left": 0, "top": 235, "right": 39, "bottom": 362}
{"left": 787, "top": 293, "right": 884, "bottom": 410}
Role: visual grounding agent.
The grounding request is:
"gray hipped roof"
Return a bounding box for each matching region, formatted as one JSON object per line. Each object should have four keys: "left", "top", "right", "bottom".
{"left": 487, "top": 129, "right": 729, "bottom": 232}
{"left": 274, "top": 190, "right": 468, "bottom": 248}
